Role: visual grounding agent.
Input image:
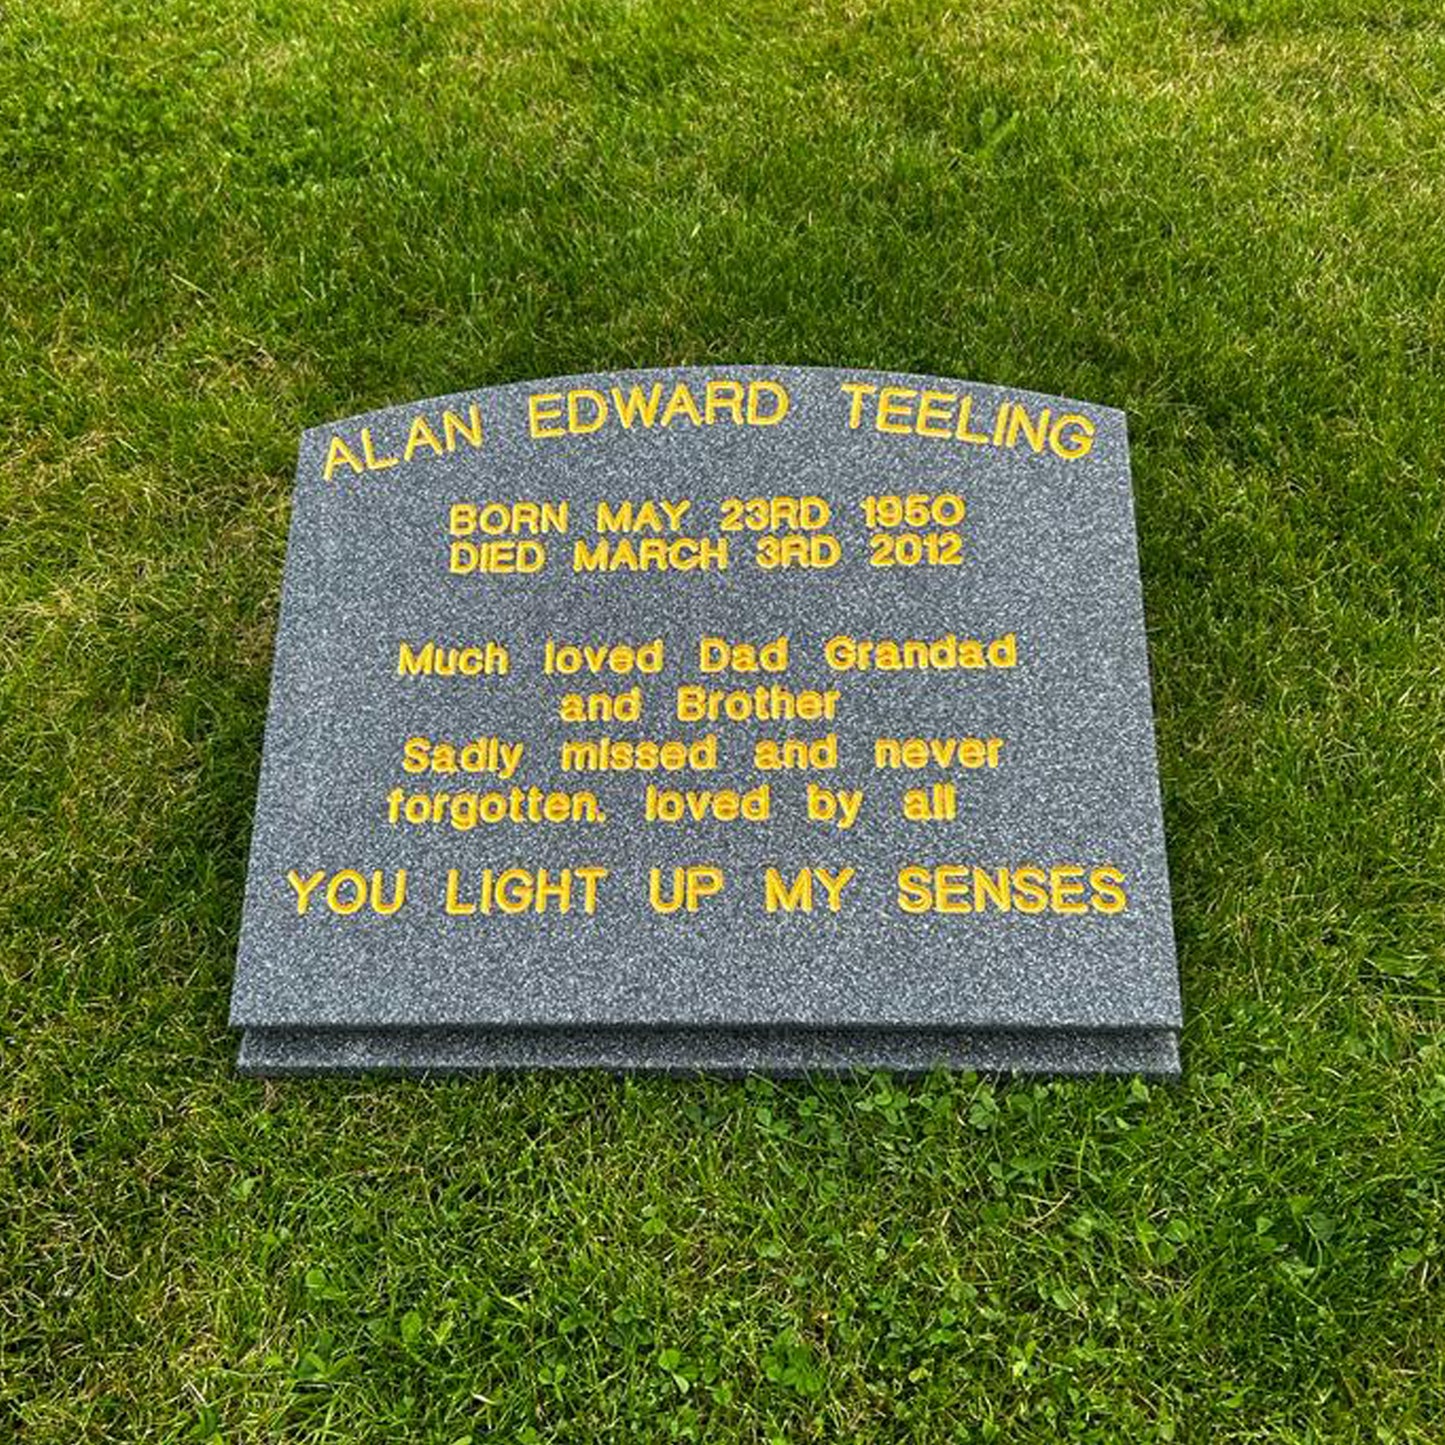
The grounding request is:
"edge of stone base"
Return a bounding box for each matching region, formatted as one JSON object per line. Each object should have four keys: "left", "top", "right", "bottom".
{"left": 237, "top": 1025, "right": 1180, "bottom": 1080}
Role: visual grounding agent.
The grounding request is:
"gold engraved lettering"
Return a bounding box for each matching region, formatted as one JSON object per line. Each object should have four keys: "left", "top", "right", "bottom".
{"left": 447, "top": 866, "right": 608, "bottom": 915}
{"left": 698, "top": 635, "right": 788, "bottom": 673}
{"left": 676, "top": 684, "right": 840, "bottom": 723}
{"left": 753, "top": 734, "right": 837, "bottom": 770}
{"left": 286, "top": 869, "right": 326, "bottom": 915}
{"left": 823, "top": 633, "right": 1016, "bottom": 672}
{"left": 404, "top": 414, "right": 445, "bottom": 461}
{"left": 529, "top": 380, "right": 790, "bottom": 437}
{"left": 386, "top": 787, "right": 604, "bottom": 830}
{"left": 573, "top": 537, "right": 728, "bottom": 572}
{"left": 805, "top": 785, "right": 863, "bottom": 830}
{"left": 644, "top": 784, "right": 770, "bottom": 823}
{"left": 397, "top": 641, "right": 510, "bottom": 677}
{"left": 648, "top": 866, "right": 724, "bottom": 913}
{"left": 874, "top": 736, "right": 1005, "bottom": 769}
{"left": 559, "top": 735, "right": 718, "bottom": 773}
{"left": 286, "top": 868, "right": 408, "bottom": 917}
{"left": 763, "top": 866, "right": 856, "bottom": 913}
{"left": 895, "top": 865, "right": 1128, "bottom": 915}
{"left": 543, "top": 639, "right": 664, "bottom": 675}
{"left": 557, "top": 686, "right": 642, "bottom": 723}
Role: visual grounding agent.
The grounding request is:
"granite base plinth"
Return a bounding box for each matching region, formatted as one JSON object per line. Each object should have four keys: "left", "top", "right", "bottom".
{"left": 238, "top": 1025, "right": 1180, "bottom": 1079}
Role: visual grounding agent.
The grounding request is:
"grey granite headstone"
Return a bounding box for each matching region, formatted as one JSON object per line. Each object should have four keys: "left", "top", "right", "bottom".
{"left": 231, "top": 367, "right": 1180, "bottom": 1076}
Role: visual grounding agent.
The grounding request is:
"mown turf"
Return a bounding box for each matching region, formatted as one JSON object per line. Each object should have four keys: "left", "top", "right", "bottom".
{"left": 2, "top": 0, "right": 1443, "bottom": 1439}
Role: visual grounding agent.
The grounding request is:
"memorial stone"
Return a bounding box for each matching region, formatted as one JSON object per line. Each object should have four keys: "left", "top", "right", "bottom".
{"left": 231, "top": 367, "right": 1181, "bottom": 1076}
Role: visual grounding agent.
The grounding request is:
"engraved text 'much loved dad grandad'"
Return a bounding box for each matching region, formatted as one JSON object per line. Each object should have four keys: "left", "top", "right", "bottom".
{"left": 230, "top": 367, "right": 1181, "bottom": 1076}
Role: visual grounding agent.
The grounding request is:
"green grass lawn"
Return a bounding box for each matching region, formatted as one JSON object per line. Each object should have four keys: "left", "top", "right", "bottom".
{"left": 3, "top": 0, "right": 1444, "bottom": 1438}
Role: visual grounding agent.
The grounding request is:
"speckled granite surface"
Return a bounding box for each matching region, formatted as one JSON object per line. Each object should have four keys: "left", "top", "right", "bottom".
{"left": 238, "top": 1026, "right": 1180, "bottom": 1079}
{"left": 232, "top": 367, "right": 1180, "bottom": 1076}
